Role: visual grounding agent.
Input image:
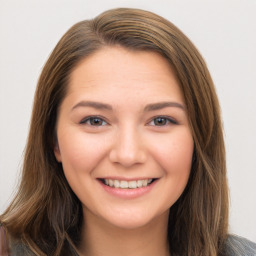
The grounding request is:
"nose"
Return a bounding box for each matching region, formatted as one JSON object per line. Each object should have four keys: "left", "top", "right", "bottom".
{"left": 109, "top": 126, "right": 147, "bottom": 167}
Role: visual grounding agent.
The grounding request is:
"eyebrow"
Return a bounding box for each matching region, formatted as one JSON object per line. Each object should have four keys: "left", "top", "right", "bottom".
{"left": 144, "top": 101, "right": 185, "bottom": 112}
{"left": 72, "top": 101, "right": 113, "bottom": 111}
{"left": 71, "top": 100, "right": 185, "bottom": 112}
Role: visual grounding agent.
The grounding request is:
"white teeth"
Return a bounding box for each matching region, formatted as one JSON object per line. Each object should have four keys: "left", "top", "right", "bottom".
{"left": 142, "top": 180, "right": 148, "bottom": 187}
{"left": 109, "top": 179, "right": 114, "bottom": 187}
{"left": 103, "top": 178, "right": 154, "bottom": 189}
{"left": 137, "top": 180, "right": 143, "bottom": 188}
{"left": 120, "top": 181, "right": 128, "bottom": 189}
{"left": 114, "top": 180, "right": 119, "bottom": 188}
{"left": 128, "top": 181, "right": 137, "bottom": 189}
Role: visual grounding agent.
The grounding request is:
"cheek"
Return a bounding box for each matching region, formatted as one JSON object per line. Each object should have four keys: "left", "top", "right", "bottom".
{"left": 148, "top": 128, "right": 194, "bottom": 175}
{"left": 57, "top": 129, "right": 108, "bottom": 175}
{"left": 148, "top": 129, "right": 193, "bottom": 207}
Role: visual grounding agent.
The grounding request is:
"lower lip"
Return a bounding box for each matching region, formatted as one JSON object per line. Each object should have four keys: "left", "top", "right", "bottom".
{"left": 98, "top": 180, "right": 158, "bottom": 199}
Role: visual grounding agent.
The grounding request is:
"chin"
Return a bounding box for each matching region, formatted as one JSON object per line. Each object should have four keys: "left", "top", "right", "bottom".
{"left": 109, "top": 217, "right": 150, "bottom": 230}
{"left": 100, "top": 208, "right": 169, "bottom": 230}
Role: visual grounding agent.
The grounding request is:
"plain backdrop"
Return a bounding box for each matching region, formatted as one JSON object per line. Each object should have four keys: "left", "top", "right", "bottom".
{"left": 0, "top": 0, "right": 255, "bottom": 242}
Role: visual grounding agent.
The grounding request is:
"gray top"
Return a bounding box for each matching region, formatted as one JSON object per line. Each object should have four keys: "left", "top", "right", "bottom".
{"left": 1, "top": 227, "right": 256, "bottom": 256}
{"left": 9, "top": 236, "right": 256, "bottom": 256}
{"left": 225, "top": 235, "right": 256, "bottom": 256}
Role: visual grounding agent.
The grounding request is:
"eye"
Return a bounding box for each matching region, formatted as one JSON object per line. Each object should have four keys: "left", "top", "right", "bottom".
{"left": 148, "top": 116, "right": 177, "bottom": 126}
{"left": 80, "top": 116, "right": 107, "bottom": 126}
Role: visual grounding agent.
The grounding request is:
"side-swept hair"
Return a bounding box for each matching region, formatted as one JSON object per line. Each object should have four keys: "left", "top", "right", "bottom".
{"left": 1, "top": 8, "right": 229, "bottom": 256}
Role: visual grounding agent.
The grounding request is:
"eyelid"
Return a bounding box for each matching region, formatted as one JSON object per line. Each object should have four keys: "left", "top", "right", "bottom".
{"left": 147, "top": 115, "right": 178, "bottom": 126}
{"left": 80, "top": 115, "right": 109, "bottom": 126}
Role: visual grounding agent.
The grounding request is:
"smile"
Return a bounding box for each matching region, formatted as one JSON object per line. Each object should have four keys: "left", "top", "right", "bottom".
{"left": 100, "top": 178, "right": 155, "bottom": 189}
{"left": 98, "top": 178, "right": 158, "bottom": 199}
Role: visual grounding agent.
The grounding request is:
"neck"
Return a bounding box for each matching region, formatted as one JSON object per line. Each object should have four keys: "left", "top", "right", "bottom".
{"left": 79, "top": 210, "right": 170, "bottom": 256}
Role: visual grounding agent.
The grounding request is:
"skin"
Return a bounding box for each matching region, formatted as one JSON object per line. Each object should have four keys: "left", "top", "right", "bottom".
{"left": 54, "top": 46, "right": 194, "bottom": 256}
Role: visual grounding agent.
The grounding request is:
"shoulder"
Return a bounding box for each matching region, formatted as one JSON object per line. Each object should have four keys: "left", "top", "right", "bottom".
{"left": 0, "top": 224, "right": 9, "bottom": 255}
{"left": 225, "top": 235, "right": 256, "bottom": 256}
{"left": 0, "top": 224, "right": 32, "bottom": 256}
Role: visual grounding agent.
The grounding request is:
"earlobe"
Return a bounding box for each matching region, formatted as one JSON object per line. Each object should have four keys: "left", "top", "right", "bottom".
{"left": 54, "top": 144, "right": 62, "bottom": 162}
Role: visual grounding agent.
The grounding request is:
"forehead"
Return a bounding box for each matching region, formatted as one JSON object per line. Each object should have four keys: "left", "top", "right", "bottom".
{"left": 67, "top": 46, "right": 184, "bottom": 104}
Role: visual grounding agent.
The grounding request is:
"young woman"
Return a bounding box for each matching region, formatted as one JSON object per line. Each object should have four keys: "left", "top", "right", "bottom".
{"left": 0, "top": 8, "right": 255, "bottom": 256}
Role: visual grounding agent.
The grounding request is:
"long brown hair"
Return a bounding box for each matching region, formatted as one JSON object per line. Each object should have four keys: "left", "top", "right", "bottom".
{"left": 0, "top": 8, "right": 229, "bottom": 256}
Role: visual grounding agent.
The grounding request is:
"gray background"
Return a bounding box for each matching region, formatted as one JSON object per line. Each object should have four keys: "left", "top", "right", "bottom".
{"left": 0, "top": 0, "right": 255, "bottom": 242}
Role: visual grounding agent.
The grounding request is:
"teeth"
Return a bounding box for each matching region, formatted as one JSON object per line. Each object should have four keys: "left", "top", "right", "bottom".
{"left": 120, "top": 181, "right": 128, "bottom": 189}
{"left": 109, "top": 179, "right": 114, "bottom": 187}
{"left": 114, "top": 180, "right": 119, "bottom": 188}
{"left": 137, "top": 180, "right": 143, "bottom": 188}
{"left": 129, "top": 181, "right": 137, "bottom": 189}
{"left": 103, "top": 179, "right": 153, "bottom": 189}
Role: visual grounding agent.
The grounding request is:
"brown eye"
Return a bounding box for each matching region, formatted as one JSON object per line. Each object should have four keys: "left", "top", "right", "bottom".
{"left": 148, "top": 116, "right": 177, "bottom": 126}
{"left": 81, "top": 117, "right": 107, "bottom": 126}
{"left": 90, "top": 117, "right": 103, "bottom": 126}
{"left": 154, "top": 117, "right": 167, "bottom": 126}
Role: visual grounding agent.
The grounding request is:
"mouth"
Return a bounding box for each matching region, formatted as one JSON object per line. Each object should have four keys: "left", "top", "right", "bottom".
{"left": 98, "top": 178, "right": 156, "bottom": 189}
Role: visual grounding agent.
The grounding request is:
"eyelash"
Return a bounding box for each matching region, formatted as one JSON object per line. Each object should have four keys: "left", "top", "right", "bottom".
{"left": 80, "top": 116, "right": 177, "bottom": 127}
{"left": 80, "top": 116, "right": 108, "bottom": 126}
{"left": 147, "top": 116, "right": 178, "bottom": 126}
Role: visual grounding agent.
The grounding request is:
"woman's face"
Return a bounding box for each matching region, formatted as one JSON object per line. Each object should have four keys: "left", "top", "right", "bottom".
{"left": 54, "top": 46, "right": 194, "bottom": 229}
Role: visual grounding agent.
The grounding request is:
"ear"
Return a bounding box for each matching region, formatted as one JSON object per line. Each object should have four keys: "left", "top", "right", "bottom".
{"left": 54, "top": 143, "right": 62, "bottom": 162}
